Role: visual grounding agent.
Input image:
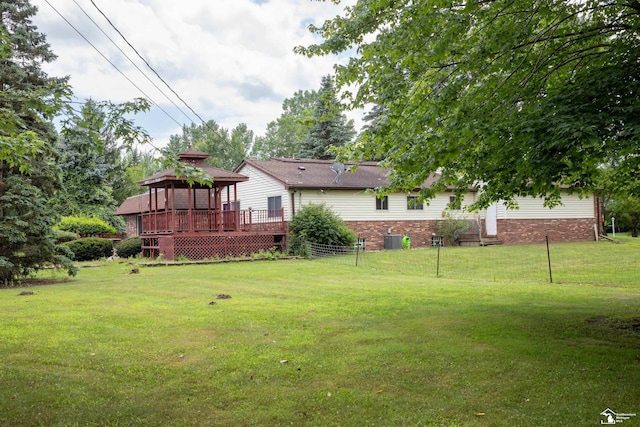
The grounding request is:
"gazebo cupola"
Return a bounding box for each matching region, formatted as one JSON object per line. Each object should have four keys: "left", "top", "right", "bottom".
{"left": 178, "top": 147, "right": 209, "bottom": 167}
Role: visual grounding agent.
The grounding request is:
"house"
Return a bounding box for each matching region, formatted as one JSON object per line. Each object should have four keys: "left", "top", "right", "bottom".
{"left": 115, "top": 149, "right": 286, "bottom": 260}
{"left": 229, "top": 158, "right": 601, "bottom": 250}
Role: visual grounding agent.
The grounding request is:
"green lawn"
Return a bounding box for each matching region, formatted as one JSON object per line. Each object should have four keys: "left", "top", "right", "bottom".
{"left": 1, "top": 239, "right": 639, "bottom": 426}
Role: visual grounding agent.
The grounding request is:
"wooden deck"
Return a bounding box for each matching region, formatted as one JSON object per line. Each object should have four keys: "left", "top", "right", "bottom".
{"left": 140, "top": 208, "right": 287, "bottom": 260}
{"left": 141, "top": 208, "right": 285, "bottom": 235}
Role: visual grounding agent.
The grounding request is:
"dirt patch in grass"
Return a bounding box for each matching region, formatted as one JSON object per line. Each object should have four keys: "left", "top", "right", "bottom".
{"left": 11, "top": 278, "right": 72, "bottom": 288}
{"left": 586, "top": 315, "right": 640, "bottom": 335}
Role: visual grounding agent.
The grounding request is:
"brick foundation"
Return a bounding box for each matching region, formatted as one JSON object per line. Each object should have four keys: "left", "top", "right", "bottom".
{"left": 345, "top": 218, "right": 596, "bottom": 250}
{"left": 496, "top": 218, "right": 597, "bottom": 245}
{"left": 123, "top": 214, "right": 138, "bottom": 238}
{"left": 346, "top": 220, "right": 440, "bottom": 250}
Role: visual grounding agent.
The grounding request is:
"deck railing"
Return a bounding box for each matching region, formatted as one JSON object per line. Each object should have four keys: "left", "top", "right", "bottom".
{"left": 141, "top": 208, "right": 285, "bottom": 234}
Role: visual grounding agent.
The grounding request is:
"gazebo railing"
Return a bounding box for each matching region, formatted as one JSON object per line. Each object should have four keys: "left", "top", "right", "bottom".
{"left": 141, "top": 208, "right": 285, "bottom": 234}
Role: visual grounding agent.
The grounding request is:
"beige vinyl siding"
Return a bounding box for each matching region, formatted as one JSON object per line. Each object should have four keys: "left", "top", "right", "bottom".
{"left": 233, "top": 164, "right": 593, "bottom": 223}
{"left": 299, "top": 190, "right": 476, "bottom": 221}
{"left": 229, "top": 164, "right": 290, "bottom": 218}
{"left": 500, "top": 194, "right": 594, "bottom": 219}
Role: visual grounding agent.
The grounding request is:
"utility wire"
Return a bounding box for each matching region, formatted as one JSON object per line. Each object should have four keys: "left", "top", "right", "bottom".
{"left": 89, "top": 0, "right": 210, "bottom": 126}
{"left": 71, "top": 0, "right": 196, "bottom": 125}
{"left": 41, "top": 0, "right": 184, "bottom": 128}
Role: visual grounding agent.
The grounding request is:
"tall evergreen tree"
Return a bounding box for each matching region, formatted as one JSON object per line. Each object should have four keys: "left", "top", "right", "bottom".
{"left": 0, "top": 0, "right": 75, "bottom": 284}
{"left": 250, "top": 90, "right": 318, "bottom": 159}
{"left": 299, "top": 75, "right": 355, "bottom": 160}
{"left": 54, "top": 98, "right": 151, "bottom": 230}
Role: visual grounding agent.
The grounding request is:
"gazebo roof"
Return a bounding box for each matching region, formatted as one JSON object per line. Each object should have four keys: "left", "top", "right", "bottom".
{"left": 138, "top": 149, "right": 248, "bottom": 188}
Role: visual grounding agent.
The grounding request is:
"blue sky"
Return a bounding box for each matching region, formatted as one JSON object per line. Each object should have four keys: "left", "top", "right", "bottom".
{"left": 31, "top": 0, "right": 362, "bottom": 149}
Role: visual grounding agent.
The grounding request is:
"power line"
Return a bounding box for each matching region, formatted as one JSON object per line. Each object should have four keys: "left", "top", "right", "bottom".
{"left": 89, "top": 0, "right": 210, "bottom": 126}
{"left": 41, "top": 0, "right": 184, "bottom": 128}
{"left": 71, "top": 0, "right": 196, "bottom": 125}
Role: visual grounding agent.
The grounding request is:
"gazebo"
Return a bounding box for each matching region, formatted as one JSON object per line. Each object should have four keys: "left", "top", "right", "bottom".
{"left": 138, "top": 148, "right": 286, "bottom": 260}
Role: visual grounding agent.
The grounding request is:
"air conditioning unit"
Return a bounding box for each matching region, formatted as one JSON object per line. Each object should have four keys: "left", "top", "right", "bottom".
{"left": 384, "top": 234, "right": 403, "bottom": 250}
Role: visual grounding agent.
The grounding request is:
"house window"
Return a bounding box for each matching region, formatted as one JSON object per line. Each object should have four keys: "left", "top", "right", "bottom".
{"left": 268, "top": 195, "right": 282, "bottom": 217}
{"left": 224, "top": 201, "right": 240, "bottom": 211}
{"left": 407, "top": 196, "right": 424, "bottom": 210}
{"left": 449, "top": 196, "right": 461, "bottom": 210}
{"left": 376, "top": 196, "right": 389, "bottom": 210}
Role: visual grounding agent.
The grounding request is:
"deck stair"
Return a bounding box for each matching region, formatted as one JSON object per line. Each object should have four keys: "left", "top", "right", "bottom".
{"left": 457, "top": 233, "right": 503, "bottom": 247}
{"left": 479, "top": 236, "right": 503, "bottom": 246}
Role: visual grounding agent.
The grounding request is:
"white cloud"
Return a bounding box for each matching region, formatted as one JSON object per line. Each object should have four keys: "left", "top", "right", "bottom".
{"left": 31, "top": 0, "right": 361, "bottom": 147}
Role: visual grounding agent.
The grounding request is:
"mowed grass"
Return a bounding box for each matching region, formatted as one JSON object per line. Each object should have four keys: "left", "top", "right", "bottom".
{"left": 1, "top": 239, "right": 639, "bottom": 426}
{"left": 355, "top": 235, "right": 640, "bottom": 285}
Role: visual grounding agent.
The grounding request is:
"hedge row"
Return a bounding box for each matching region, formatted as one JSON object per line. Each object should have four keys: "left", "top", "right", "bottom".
{"left": 57, "top": 216, "right": 117, "bottom": 236}
{"left": 54, "top": 229, "right": 79, "bottom": 243}
{"left": 114, "top": 237, "right": 142, "bottom": 258}
{"left": 61, "top": 237, "right": 113, "bottom": 262}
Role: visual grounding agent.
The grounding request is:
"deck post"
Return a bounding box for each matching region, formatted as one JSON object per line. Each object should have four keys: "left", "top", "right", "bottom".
{"left": 280, "top": 207, "right": 285, "bottom": 231}
{"left": 217, "top": 187, "right": 224, "bottom": 232}
{"left": 188, "top": 185, "right": 193, "bottom": 232}
{"left": 171, "top": 184, "right": 176, "bottom": 232}
{"left": 153, "top": 188, "right": 158, "bottom": 232}
{"left": 234, "top": 184, "right": 239, "bottom": 232}
{"left": 208, "top": 188, "right": 212, "bottom": 231}
{"left": 147, "top": 188, "right": 152, "bottom": 234}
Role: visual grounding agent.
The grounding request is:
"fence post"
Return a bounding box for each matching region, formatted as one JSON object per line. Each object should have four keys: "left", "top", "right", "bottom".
{"left": 546, "top": 235, "right": 553, "bottom": 283}
{"left": 437, "top": 243, "right": 441, "bottom": 277}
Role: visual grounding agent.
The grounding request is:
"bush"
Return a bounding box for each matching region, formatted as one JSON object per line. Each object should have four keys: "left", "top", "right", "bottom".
{"left": 61, "top": 237, "right": 113, "bottom": 261}
{"left": 434, "top": 212, "right": 473, "bottom": 246}
{"left": 288, "top": 204, "right": 357, "bottom": 256}
{"left": 56, "top": 216, "right": 117, "bottom": 237}
{"left": 114, "top": 237, "right": 142, "bottom": 259}
{"left": 287, "top": 235, "right": 311, "bottom": 258}
{"left": 54, "top": 229, "right": 78, "bottom": 243}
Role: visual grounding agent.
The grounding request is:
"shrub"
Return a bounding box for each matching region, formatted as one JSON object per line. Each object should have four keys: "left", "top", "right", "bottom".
{"left": 61, "top": 237, "right": 113, "bottom": 261}
{"left": 287, "top": 235, "right": 311, "bottom": 258}
{"left": 56, "top": 216, "right": 117, "bottom": 237}
{"left": 289, "top": 203, "right": 357, "bottom": 256}
{"left": 250, "top": 247, "right": 284, "bottom": 260}
{"left": 114, "top": 237, "right": 142, "bottom": 258}
{"left": 54, "top": 229, "right": 78, "bottom": 243}
{"left": 434, "top": 212, "right": 473, "bottom": 246}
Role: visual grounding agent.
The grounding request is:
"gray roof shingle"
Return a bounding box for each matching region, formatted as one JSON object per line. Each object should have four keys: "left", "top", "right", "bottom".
{"left": 238, "top": 158, "right": 440, "bottom": 190}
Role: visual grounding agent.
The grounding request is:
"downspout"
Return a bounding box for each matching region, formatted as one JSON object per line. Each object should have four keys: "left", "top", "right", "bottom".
{"left": 290, "top": 190, "right": 296, "bottom": 217}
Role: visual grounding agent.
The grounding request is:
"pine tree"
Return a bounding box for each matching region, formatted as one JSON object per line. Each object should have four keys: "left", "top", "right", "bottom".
{"left": 55, "top": 98, "right": 150, "bottom": 230}
{"left": 0, "top": 0, "right": 75, "bottom": 284}
{"left": 250, "top": 89, "right": 318, "bottom": 159}
{"left": 299, "top": 75, "right": 355, "bottom": 160}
